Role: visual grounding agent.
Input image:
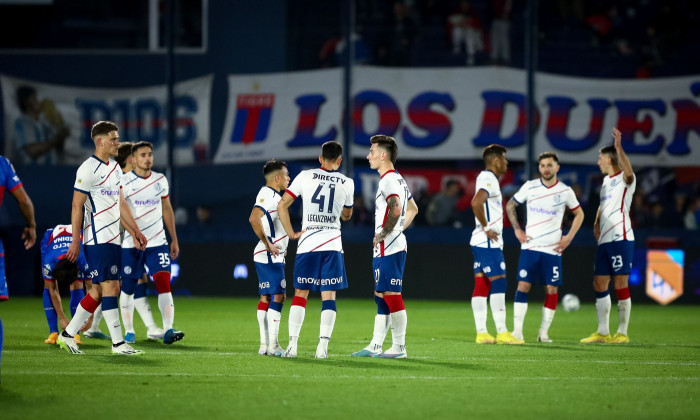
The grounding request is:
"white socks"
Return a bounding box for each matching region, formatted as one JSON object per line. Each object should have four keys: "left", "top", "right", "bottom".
{"left": 369, "top": 314, "right": 390, "bottom": 350}
{"left": 134, "top": 297, "right": 157, "bottom": 330}
{"left": 88, "top": 304, "right": 103, "bottom": 332}
{"left": 158, "top": 292, "right": 175, "bottom": 331}
{"left": 267, "top": 308, "right": 282, "bottom": 346}
{"left": 287, "top": 305, "right": 306, "bottom": 347}
{"left": 257, "top": 308, "right": 268, "bottom": 346}
{"left": 389, "top": 310, "right": 407, "bottom": 350}
{"left": 513, "top": 302, "right": 528, "bottom": 337}
{"left": 617, "top": 298, "right": 631, "bottom": 336}
{"left": 596, "top": 294, "right": 612, "bottom": 335}
{"left": 540, "top": 307, "right": 555, "bottom": 335}
{"left": 102, "top": 308, "right": 123, "bottom": 344}
{"left": 471, "top": 296, "right": 488, "bottom": 333}
{"left": 119, "top": 292, "right": 135, "bottom": 333}
{"left": 490, "top": 293, "right": 507, "bottom": 334}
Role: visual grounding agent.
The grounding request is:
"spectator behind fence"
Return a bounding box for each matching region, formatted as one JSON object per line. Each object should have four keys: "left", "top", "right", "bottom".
{"left": 448, "top": 0, "right": 483, "bottom": 66}
{"left": 426, "top": 179, "right": 462, "bottom": 226}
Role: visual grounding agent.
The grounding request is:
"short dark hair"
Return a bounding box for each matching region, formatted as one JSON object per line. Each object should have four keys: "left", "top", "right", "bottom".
{"left": 370, "top": 135, "right": 398, "bottom": 165}
{"left": 599, "top": 145, "right": 619, "bottom": 166}
{"left": 91, "top": 121, "right": 119, "bottom": 140}
{"left": 131, "top": 141, "right": 153, "bottom": 155}
{"left": 16, "top": 85, "right": 36, "bottom": 113}
{"left": 263, "top": 159, "right": 287, "bottom": 176}
{"left": 53, "top": 258, "right": 79, "bottom": 285}
{"left": 538, "top": 152, "right": 559, "bottom": 163}
{"left": 116, "top": 142, "right": 133, "bottom": 169}
{"left": 321, "top": 141, "right": 343, "bottom": 161}
{"left": 482, "top": 144, "right": 507, "bottom": 164}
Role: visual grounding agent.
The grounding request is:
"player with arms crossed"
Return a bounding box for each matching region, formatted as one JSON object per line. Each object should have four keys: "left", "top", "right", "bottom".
{"left": 506, "top": 152, "right": 584, "bottom": 343}
{"left": 57, "top": 120, "right": 147, "bottom": 355}
{"left": 351, "top": 135, "right": 418, "bottom": 358}
{"left": 581, "top": 128, "right": 636, "bottom": 344}
{"left": 470, "top": 144, "right": 522, "bottom": 344}
{"left": 249, "top": 159, "right": 290, "bottom": 357}
{"left": 121, "top": 141, "right": 183, "bottom": 345}
{"left": 116, "top": 142, "right": 164, "bottom": 344}
{"left": 277, "top": 141, "right": 354, "bottom": 359}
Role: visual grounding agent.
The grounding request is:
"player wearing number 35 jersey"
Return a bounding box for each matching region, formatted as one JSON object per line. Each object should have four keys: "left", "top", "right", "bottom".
{"left": 582, "top": 128, "right": 636, "bottom": 344}
{"left": 277, "top": 141, "right": 354, "bottom": 359}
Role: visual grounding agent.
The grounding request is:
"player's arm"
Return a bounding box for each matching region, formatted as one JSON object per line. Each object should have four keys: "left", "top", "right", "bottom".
{"left": 403, "top": 197, "right": 418, "bottom": 230}
{"left": 555, "top": 207, "right": 584, "bottom": 253}
{"left": 161, "top": 195, "right": 179, "bottom": 260}
{"left": 471, "top": 189, "right": 498, "bottom": 241}
{"left": 249, "top": 206, "right": 280, "bottom": 256}
{"left": 66, "top": 190, "right": 87, "bottom": 262}
{"left": 593, "top": 207, "right": 601, "bottom": 241}
{"left": 340, "top": 206, "right": 353, "bottom": 221}
{"left": 119, "top": 189, "right": 147, "bottom": 250}
{"left": 506, "top": 197, "right": 528, "bottom": 244}
{"left": 374, "top": 195, "right": 401, "bottom": 247}
{"left": 9, "top": 185, "right": 36, "bottom": 249}
{"left": 613, "top": 127, "right": 634, "bottom": 185}
{"left": 277, "top": 193, "right": 303, "bottom": 240}
{"left": 45, "top": 279, "right": 70, "bottom": 329}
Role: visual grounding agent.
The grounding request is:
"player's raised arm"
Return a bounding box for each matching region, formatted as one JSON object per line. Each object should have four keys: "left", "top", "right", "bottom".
{"left": 613, "top": 127, "right": 634, "bottom": 185}
{"left": 161, "top": 195, "right": 180, "bottom": 260}
{"left": 403, "top": 197, "right": 418, "bottom": 230}
{"left": 66, "top": 190, "right": 87, "bottom": 262}
{"left": 119, "top": 189, "right": 147, "bottom": 250}
{"left": 471, "top": 189, "right": 498, "bottom": 241}
{"left": 249, "top": 206, "right": 280, "bottom": 256}
{"left": 277, "top": 192, "right": 303, "bottom": 240}
{"left": 9, "top": 185, "right": 36, "bottom": 249}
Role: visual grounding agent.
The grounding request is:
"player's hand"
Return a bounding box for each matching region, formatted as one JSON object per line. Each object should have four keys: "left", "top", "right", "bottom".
{"left": 170, "top": 241, "right": 180, "bottom": 260}
{"left": 66, "top": 241, "right": 81, "bottom": 262}
{"left": 289, "top": 230, "right": 305, "bottom": 240}
{"left": 22, "top": 225, "right": 36, "bottom": 249}
{"left": 373, "top": 230, "right": 388, "bottom": 248}
{"left": 264, "top": 239, "right": 280, "bottom": 257}
{"left": 134, "top": 230, "right": 148, "bottom": 250}
{"left": 485, "top": 230, "right": 499, "bottom": 241}
{"left": 613, "top": 127, "right": 622, "bottom": 149}
{"left": 514, "top": 228, "right": 531, "bottom": 244}
{"left": 80, "top": 315, "right": 94, "bottom": 332}
{"left": 554, "top": 235, "right": 572, "bottom": 253}
{"left": 59, "top": 318, "right": 69, "bottom": 330}
{"left": 593, "top": 223, "right": 600, "bottom": 241}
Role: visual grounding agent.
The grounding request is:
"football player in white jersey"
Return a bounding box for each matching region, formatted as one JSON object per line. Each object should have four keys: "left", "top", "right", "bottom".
{"left": 58, "top": 120, "right": 147, "bottom": 355}
{"left": 116, "top": 142, "right": 164, "bottom": 344}
{"left": 351, "top": 135, "right": 418, "bottom": 359}
{"left": 249, "top": 159, "right": 290, "bottom": 357}
{"left": 121, "top": 141, "right": 183, "bottom": 345}
{"left": 277, "top": 141, "right": 354, "bottom": 359}
{"left": 469, "top": 144, "right": 523, "bottom": 344}
{"left": 506, "top": 152, "right": 584, "bottom": 343}
{"left": 581, "top": 128, "right": 636, "bottom": 344}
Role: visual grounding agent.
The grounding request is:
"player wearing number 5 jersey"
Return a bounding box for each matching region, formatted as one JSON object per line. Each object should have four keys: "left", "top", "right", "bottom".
{"left": 121, "top": 141, "right": 183, "bottom": 345}
{"left": 506, "top": 152, "right": 584, "bottom": 343}
{"left": 582, "top": 128, "right": 636, "bottom": 344}
{"left": 351, "top": 135, "right": 418, "bottom": 359}
{"left": 277, "top": 141, "right": 354, "bottom": 359}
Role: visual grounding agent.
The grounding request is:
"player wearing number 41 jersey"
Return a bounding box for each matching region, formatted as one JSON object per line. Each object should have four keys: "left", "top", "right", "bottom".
{"left": 121, "top": 141, "right": 183, "bottom": 345}
{"left": 277, "top": 141, "right": 354, "bottom": 359}
{"left": 581, "top": 128, "right": 636, "bottom": 344}
{"left": 506, "top": 152, "right": 584, "bottom": 343}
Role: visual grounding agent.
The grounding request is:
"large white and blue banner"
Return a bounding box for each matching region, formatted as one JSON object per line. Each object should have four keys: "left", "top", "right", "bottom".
{"left": 1, "top": 74, "right": 213, "bottom": 166}
{"left": 214, "top": 67, "right": 700, "bottom": 167}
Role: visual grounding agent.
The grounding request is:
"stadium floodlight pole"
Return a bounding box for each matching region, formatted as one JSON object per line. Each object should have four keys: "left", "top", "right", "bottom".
{"left": 165, "top": 0, "right": 177, "bottom": 206}
{"left": 524, "top": 0, "right": 538, "bottom": 180}
{"left": 341, "top": 0, "right": 355, "bottom": 177}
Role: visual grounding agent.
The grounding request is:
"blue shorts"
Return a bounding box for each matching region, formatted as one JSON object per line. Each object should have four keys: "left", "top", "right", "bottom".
{"left": 595, "top": 241, "right": 634, "bottom": 276}
{"left": 0, "top": 239, "right": 7, "bottom": 299}
{"left": 255, "top": 262, "right": 286, "bottom": 295}
{"left": 470, "top": 246, "right": 506, "bottom": 277}
{"left": 84, "top": 244, "right": 121, "bottom": 284}
{"left": 122, "top": 245, "right": 171, "bottom": 280}
{"left": 517, "top": 249, "right": 562, "bottom": 286}
{"left": 293, "top": 251, "right": 348, "bottom": 292}
{"left": 373, "top": 251, "right": 406, "bottom": 293}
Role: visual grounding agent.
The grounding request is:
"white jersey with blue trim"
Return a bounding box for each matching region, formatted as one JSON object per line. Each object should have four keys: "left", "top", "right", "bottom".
{"left": 373, "top": 170, "right": 412, "bottom": 258}
{"left": 513, "top": 179, "right": 580, "bottom": 255}
{"left": 253, "top": 186, "right": 288, "bottom": 264}
{"left": 598, "top": 171, "right": 635, "bottom": 245}
{"left": 286, "top": 168, "right": 354, "bottom": 254}
{"left": 73, "top": 155, "right": 122, "bottom": 246}
{"left": 121, "top": 170, "right": 169, "bottom": 249}
{"left": 470, "top": 170, "right": 504, "bottom": 249}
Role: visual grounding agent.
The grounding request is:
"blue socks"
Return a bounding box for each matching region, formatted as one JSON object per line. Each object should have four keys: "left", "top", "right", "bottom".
{"left": 43, "top": 288, "right": 58, "bottom": 333}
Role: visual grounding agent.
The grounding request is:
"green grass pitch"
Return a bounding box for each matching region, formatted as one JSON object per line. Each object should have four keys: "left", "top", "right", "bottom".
{"left": 1, "top": 297, "right": 698, "bottom": 419}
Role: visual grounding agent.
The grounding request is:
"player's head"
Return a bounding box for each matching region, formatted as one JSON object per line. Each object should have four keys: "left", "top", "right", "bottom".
{"left": 482, "top": 144, "right": 508, "bottom": 175}
{"left": 538, "top": 152, "right": 560, "bottom": 182}
{"left": 598, "top": 145, "right": 618, "bottom": 174}
{"left": 53, "top": 258, "right": 79, "bottom": 285}
{"left": 368, "top": 135, "right": 398, "bottom": 170}
{"left": 131, "top": 141, "right": 154, "bottom": 172}
{"left": 91, "top": 121, "right": 120, "bottom": 156}
{"left": 320, "top": 141, "right": 343, "bottom": 169}
{"left": 16, "top": 85, "right": 38, "bottom": 114}
{"left": 263, "top": 159, "right": 290, "bottom": 190}
{"left": 116, "top": 142, "right": 134, "bottom": 170}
